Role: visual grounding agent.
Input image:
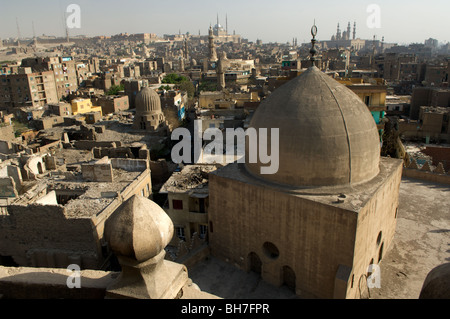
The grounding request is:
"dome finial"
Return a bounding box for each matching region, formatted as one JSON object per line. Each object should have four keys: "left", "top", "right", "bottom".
{"left": 310, "top": 20, "right": 318, "bottom": 65}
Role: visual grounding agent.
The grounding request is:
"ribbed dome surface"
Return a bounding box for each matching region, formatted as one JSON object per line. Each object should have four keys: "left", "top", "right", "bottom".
{"left": 245, "top": 66, "right": 380, "bottom": 187}
{"left": 135, "top": 87, "right": 161, "bottom": 114}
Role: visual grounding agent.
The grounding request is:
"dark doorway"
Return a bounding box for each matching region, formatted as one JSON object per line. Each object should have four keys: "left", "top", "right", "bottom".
{"left": 282, "top": 265, "right": 296, "bottom": 293}
{"left": 37, "top": 162, "right": 43, "bottom": 174}
{"left": 248, "top": 252, "right": 262, "bottom": 275}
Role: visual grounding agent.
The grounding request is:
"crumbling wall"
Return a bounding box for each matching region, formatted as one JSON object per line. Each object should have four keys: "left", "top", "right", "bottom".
{"left": 93, "top": 146, "right": 134, "bottom": 159}
{"left": 23, "top": 155, "right": 46, "bottom": 179}
{"left": 81, "top": 159, "right": 114, "bottom": 182}
{"left": 35, "top": 190, "right": 58, "bottom": 205}
{"left": 73, "top": 141, "right": 119, "bottom": 150}
{"left": 0, "top": 140, "right": 22, "bottom": 154}
{"left": 0, "top": 204, "right": 100, "bottom": 269}
{"left": 150, "top": 159, "right": 170, "bottom": 186}
{"left": 111, "top": 158, "right": 148, "bottom": 172}
{"left": 0, "top": 177, "right": 18, "bottom": 198}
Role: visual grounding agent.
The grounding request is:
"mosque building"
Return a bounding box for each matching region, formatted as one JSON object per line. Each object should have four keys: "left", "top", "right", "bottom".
{"left": 207, "top": 25, "right": 403, "bottom": 299}
{"left": 132, "top": 87, "right": 169, "bottom": 135}
{"left": 321, "top": 21, "right": 366, "bottom": 51}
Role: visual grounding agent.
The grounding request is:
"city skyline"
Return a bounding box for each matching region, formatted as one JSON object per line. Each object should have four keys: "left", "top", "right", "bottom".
{"left": 1, "top": 0, "right": 449, "bottom": 45}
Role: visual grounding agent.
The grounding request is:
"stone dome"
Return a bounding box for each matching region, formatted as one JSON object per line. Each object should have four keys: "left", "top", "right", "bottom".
{"left": 135, "top": 87, "right": 161, "bottom": 114}
{"left": 104, "top": 195, "right": 173, "bottom": 262}
{"left": 245, "top": 66, "right": 380, "bottom": 188}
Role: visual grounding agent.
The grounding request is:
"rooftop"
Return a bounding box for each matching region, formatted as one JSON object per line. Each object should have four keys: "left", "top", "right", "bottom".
{"left": 16, "top": 168, "right": 142, "bottom": 218}
{"left": 160, "top": 165, "right": 217, "bottom": 194}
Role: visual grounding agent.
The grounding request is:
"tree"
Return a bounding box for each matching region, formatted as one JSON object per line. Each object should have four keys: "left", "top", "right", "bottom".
{"left": 162, "top": 73, "right": 188, "bottom": 84}
{"left": 159, "top": 85, "right": 172, "bottom": 91}
{"left": 177, "top": 81, "right": 195, "bottom": 98}
{"left": 198, "top": 81, "right": 217, "bottom": 92}
{"left": 106, "top": 84, "right": 124, "bottom": 96}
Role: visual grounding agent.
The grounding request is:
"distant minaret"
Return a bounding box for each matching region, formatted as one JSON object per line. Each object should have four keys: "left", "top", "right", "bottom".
{"left": 184, "top": 38, "right": 189, "bottom": 60}
{"left": 208, "top": 25, "right": 217, "bottom": 62}
{"left": 336, "top": 23, "right": 341, "bottom": 40}
{"left": 16, "top": 17, "right": 21, "bottom": 47}
{"left": 226, "top": 14, "right": 228, "bottom": 35}
{"left": 381, "top": 36, "right": 385, "bottom": 52}
{"left": 217, "top": 52, "right": 226, "bottom": 91}
{"left": 347, "top": 22, "right": 351, "bottom": 40}
{"left": 353, "top": 22, "right": 356, "bottom": 40}
{"left": 32, "top": 21, "right": 37, "bottom": 46}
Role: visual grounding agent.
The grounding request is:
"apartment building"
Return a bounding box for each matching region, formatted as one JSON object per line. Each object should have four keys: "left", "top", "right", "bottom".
{"left": 0, "top": 69, "right": 58, "bottom": 111}
{"left": 21, "top": 57, "right": 79, "bottom": 99}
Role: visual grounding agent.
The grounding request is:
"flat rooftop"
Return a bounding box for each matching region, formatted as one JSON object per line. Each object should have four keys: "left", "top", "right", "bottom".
{"left": 160, "top": 165, "right": 217, "bottom": 194}
{"left": 18, "top": 167, "right": 142, "bottom": 219}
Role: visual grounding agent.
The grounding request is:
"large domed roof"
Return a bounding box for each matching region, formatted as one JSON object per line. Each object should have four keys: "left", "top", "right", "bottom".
{"left": 245, "top": 66, "right": 380, "bottom": 188}
{"left": 135, "top": 87, "right": 161, "bottom": 114}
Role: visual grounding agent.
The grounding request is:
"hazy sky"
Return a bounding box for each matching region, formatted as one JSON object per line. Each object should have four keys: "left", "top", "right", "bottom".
{"left": 1, "top": 0, "right": 449, "bottom": 45}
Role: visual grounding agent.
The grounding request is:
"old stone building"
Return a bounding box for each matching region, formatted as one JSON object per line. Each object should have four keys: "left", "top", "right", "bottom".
{"left": 159, "top": 165, "right": 217, "bottom": 246}
{"left": 208, "top": 66, "right": 403, "bottom": 299}
{"left": 0, "top": 150, "right": 152, "bottom": 270}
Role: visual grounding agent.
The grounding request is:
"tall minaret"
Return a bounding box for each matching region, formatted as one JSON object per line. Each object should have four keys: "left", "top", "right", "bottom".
{"left": 226, "top": 14, "right": 228, "bottom": 35}
{"left": 184, "top": 38, "right": 189, "bottom": 60}
{"left": 16, "top": 17, "right": 21, "bottom": 48}
{"left": 336, "top": 23, "right": 341, "bottom": 40}
{"left": 208, "top": 25, "right": 217, "bottom": 62}
{"left": 217, "top": 52, "right": 226, "bottom": 91}
{"left": 353, "top": 22, "right": 356, "bottom": 40}
{"left": 347, "top": 22, "right": 351, "bottom": 40}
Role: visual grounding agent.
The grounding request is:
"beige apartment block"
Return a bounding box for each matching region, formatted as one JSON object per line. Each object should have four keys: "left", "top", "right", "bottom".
{"left": 0, "top": 70, "right": 58, "bottom": 110}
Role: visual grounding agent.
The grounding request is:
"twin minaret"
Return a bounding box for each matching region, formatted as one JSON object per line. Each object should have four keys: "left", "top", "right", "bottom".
{"left": 334, "top": 21, "right": 356, "bottom": 40}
